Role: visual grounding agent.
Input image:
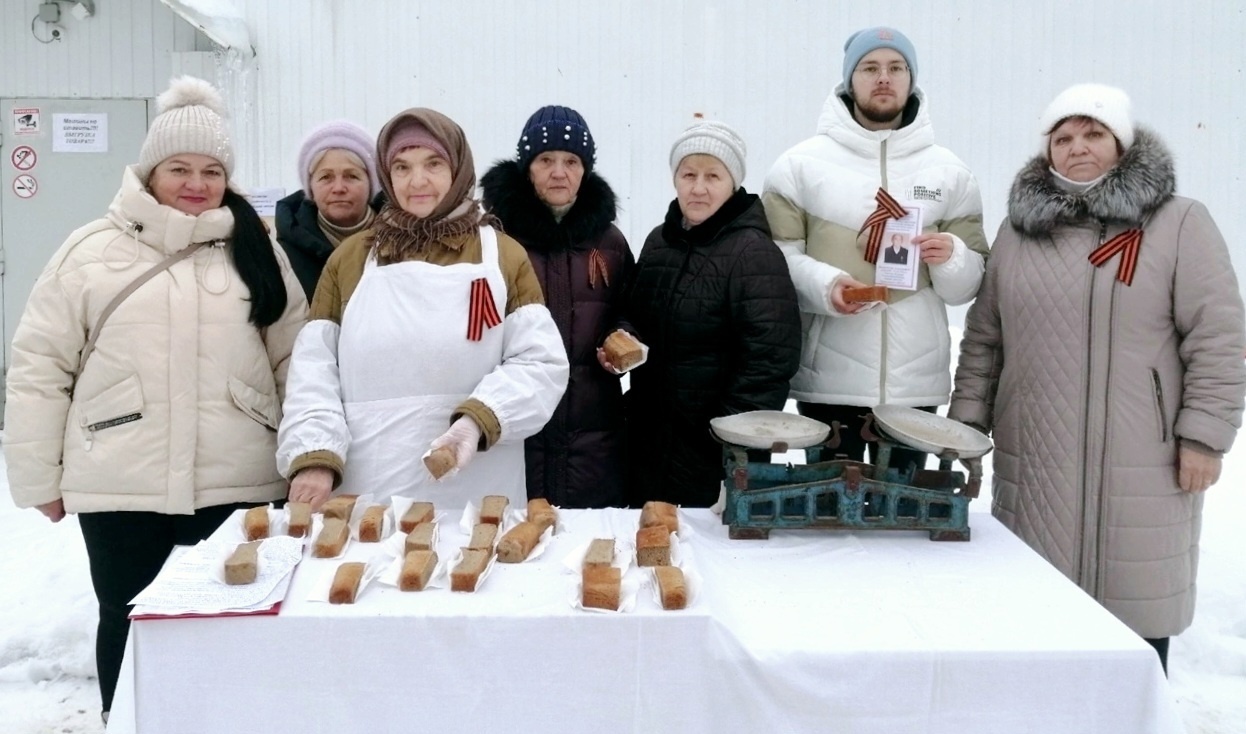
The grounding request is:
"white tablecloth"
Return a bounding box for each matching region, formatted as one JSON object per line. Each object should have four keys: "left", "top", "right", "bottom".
{"left": 107, "top": 508, "right": 1184, "bottom": 734}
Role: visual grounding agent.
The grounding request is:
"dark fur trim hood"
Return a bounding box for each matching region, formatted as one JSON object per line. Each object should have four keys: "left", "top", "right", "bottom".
{"left": 1008, "top": 126, "right": 1176, "bottom": 238}
{"left": 481, "top": 159, "right": 619, "bottom": 251}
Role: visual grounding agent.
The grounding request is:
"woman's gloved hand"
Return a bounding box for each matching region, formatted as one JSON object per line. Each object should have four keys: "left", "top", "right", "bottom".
{"left": 427, "top": 416, "right": 483, "bottom": 480}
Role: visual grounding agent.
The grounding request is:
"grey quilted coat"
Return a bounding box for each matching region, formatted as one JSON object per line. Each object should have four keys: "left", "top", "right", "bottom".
{"left": 950, "top": 128, "right": 1246, "bottom": 638}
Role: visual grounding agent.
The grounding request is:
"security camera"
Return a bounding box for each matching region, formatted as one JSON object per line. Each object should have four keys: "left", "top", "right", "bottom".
{"left": 50, "top": 23, "right": 64, "bottom": 39}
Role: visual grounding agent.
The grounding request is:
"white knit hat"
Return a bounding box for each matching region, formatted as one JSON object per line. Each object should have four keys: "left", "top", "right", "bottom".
{"left": 669, "top": 119, "right": 747, "bottom": 189}
{"left": 1038, "top": 83, "right": 1134, "bottom": 153}
{"left": 136, "top": 76, "right": 234, "bottom": 181}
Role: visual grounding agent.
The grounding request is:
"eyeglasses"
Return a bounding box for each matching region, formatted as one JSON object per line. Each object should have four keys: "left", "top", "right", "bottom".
{"left": 854, "top": 63, "right": 910, "bottom": 81}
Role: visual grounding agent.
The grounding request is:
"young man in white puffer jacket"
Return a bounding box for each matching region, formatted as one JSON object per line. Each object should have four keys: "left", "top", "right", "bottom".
{"left": 762, "top": 26, "right": 989, "bottom": 469}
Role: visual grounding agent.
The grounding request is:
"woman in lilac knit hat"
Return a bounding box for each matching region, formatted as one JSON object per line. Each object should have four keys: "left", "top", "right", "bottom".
{"left": 276, "top": 120, "right": 382, "bottom": 299}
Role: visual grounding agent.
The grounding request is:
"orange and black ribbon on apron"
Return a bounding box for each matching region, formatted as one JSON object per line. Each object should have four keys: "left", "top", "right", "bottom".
{"left": 588, "top": 249, "right": 611, "bottom": 289}
{"left": 467, "top": 277, "right": 502, "bottom": 341}
{"left": 1088, "top": 228, "right": 1142, "bottom": 286}
{"left": 859, "top": 187, "right": 909, "bottom": 264}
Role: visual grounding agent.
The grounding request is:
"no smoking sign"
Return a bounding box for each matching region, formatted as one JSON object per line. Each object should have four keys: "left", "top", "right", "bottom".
{"left": 13, "top": 174, "right": 38, "bottom": 199}
{"left": 10, "top": 145, "right": 37, "bottom": 171}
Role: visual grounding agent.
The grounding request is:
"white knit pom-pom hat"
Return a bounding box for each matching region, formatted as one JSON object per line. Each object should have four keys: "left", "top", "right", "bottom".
{"left": 1038, "top": 83, "right": 1134, "bottom": 154}
{"left": 137, "top": 76, "right": 235, "bottom": 181}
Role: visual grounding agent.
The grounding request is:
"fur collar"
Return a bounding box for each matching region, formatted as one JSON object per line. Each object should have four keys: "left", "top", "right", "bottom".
{"left": 1008, "top": 126, "right": 1175, "bottom": 238}
{"left": 481, "top": 159, "right": 619, "bottom": 251}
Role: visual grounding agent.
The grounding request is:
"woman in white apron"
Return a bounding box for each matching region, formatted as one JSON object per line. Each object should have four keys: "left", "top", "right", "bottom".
{"left": 277, "top": 108, "right": 569, "bottom": 509}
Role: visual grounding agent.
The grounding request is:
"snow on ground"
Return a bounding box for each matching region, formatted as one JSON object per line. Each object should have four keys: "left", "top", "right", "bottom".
{"left": 1, "top": 417, "right": 1244, "bottom": 732}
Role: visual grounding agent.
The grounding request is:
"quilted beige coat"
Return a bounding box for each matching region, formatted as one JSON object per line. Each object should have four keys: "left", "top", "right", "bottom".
{"left": 950, "top": 128, "right": 1246, "bottom": 638}
{"left": 4, "top": 167, "right": 307, "bottom": 515}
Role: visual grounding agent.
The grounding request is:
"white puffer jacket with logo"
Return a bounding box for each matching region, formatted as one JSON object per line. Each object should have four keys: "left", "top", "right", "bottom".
{"left": 763, "top": 86, "right": 989, "bottom": 407}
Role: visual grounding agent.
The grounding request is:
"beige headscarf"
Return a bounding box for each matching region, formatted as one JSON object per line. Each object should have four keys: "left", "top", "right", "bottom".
{"left": 370, "top": 108, "right": 497, "bottom": 263}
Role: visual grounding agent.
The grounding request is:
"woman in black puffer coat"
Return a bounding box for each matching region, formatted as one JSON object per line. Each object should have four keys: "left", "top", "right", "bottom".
{"left": 626, "top": 120, "right": 802, "bottom": 507}
{"left": 482, "top": 105, "right": 633, "bottom": 509}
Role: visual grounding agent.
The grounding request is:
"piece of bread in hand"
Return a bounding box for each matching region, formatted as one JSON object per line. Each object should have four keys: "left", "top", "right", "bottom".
{"left": 842, "top": 285, "right": 889, "bottom": 304}
{"left": 329, "top": 562, "right": 366, "bottom": 604}
{"left": 313, "top": 518, "right": 350, "bottom": 558}
{"left": 358, "top": 505, "right": 385, "bottom": 543}
{"left": 450, "top": 548, "right": 490, "bottom": 592}
{"left": 640, "top": 501, "right": 679, "bottom": 534}
{"left": 602, "top": 330, "right": 645, "bottom": 372}
{"left": 655, "top": 565, "right": 687, "bottom": 610}
{"left": 243, "top": 506, "right": 269, "bottom": 541}
{"left": 636, "top": 525, "right": 671, "bottom": 567}
{"left": 582, "top": 565, "right": 622, "bottom": 611}
{"left": 287, "top": 502, "right": 312, "bottom": 538}
{"left": 400, "top": 501, "right": 434, "bottom": 533}
{"left": 399, "top": 550, "right": 438, "bottom": 592}
{"left": 495, "top": 521, "right": 545, "bottom": 563}
{"left": 224, "top": 541, "right": 260, "bottom": 585}
{"left": 424, "top": 446, "right": 457, "bottom": 480}
{"left": 321, "top": 494, "right": 359, "bottom": 522}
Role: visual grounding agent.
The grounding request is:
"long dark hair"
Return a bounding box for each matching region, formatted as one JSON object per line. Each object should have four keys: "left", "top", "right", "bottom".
{"left": 223, "top": 188, "right": 287, "bottom": 327}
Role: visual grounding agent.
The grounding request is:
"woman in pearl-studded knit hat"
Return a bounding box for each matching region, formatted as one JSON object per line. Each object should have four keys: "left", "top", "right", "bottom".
{"left": 481, "top": 105, "right": 635, "bottom": 509}
{"left": 623, "top": 118, "right": 802, "bottom": 507}
{"left": 4, "top": 75, "right": 307, "bottom": 722}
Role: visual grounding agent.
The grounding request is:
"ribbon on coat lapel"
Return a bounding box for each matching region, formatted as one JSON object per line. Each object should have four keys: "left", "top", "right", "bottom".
{"left": 1088, "top": 228, "right": 1143, "bottom": 286}
{"left": 467, "top": 277, "right": 503, "bottom": 341}
{"left": 859, "top": 187, "right": 909, "bottom": 264}
{"left": 588, "top": 249, "right": 611, "bottom": 289}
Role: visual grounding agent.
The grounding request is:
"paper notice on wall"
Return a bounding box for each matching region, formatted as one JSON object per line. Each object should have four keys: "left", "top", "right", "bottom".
{"left": 52, "top": 113, "right": 109, "bottom": 152}
{"left": 874, "top": 205, "right": 924, "bottom": 291}
{"left": 244, "top": 188, "right": 285, "bottom": 217}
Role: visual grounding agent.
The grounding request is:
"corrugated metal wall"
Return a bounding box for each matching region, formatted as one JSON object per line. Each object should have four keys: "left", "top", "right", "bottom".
{"left": 228, "top": 0, "right": 1246, "bottom": 283}
{"left": 0, "top": 0, "right": 202, "bottom": 99}
{"left": 2, "top": 1, "right": 1243, "bottom": 283}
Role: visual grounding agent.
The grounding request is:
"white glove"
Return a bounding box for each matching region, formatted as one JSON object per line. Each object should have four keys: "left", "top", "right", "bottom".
{"left": 427, "top": 416, "right": 483, "bottom": 478}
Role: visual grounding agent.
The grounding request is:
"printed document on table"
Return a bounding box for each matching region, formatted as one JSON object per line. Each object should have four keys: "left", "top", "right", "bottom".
{"left": 129, "top": 536, "right": 303, "bottom": 616}
{"left": 875, "top": 205, "right": 923, "bottom": 291}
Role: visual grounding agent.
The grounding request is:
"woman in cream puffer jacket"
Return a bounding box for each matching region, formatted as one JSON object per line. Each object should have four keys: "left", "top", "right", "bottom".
{"left": 3, "top": 77, "right": 306, "bottom": 721}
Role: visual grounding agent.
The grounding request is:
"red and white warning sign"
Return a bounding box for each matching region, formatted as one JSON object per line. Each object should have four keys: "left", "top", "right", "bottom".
{"left": 13, "top": 107, "right": 40, "bottom": 135}
{"left": 10, "top": 145, "right": 37, "bottom": 171}
{"left": 13, "top": 174, "right": 38, "bottom": 198}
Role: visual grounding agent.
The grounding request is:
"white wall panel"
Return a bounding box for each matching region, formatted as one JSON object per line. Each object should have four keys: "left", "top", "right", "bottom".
{"left": 3, "top": 1, "right": 1243, "bottom": 296}
{"left": 219, "top": 0, "right": 1245, "bottom": 296}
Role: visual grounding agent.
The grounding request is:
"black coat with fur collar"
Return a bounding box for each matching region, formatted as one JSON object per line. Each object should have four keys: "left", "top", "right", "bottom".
{"left": 481, "top": 160, "right": 633, "bottom": 509}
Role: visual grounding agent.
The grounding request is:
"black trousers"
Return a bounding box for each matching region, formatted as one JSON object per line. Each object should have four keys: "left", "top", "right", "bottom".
{"left": 796, "top": 402, "right": 936, "bottom": 471}
{"left": 78, "top": 503, "right": 255, "bottom": 712}
{"left": 1144, "top": 636, "right": 1169, "bottom": 676}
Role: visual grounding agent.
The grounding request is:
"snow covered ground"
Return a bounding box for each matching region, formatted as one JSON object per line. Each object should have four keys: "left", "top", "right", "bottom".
{"left": 2, "top": 422, "right": 1244, "bottom": 733}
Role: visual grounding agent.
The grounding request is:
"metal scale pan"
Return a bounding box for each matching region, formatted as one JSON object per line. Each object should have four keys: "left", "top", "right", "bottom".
{"left": 709, "top": 410, "right": 830, "bottom": 451}
{"left": 871, "top": 405, "right": 992, "bottom": 460}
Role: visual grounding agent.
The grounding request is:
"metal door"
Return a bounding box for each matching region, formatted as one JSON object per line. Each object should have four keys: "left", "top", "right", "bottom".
{"left": 0, "top": 97, "right": 149, "bottom": 423}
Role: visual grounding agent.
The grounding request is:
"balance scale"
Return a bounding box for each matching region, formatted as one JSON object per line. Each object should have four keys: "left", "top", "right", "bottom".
{"left": 711, "top": 407, "right": 992, "bottom": 541}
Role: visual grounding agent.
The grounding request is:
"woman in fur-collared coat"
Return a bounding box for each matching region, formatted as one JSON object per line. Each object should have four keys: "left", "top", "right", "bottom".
{"left": 950, "top": 84, "right": 1246, "bottom": 672}
{"left": 482, "top": 105, "right": 633, "bottom": 509}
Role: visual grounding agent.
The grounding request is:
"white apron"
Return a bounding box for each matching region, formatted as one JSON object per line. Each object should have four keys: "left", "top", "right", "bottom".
{"left": 336, "top": 226, "right": 525, "bottom": 508}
